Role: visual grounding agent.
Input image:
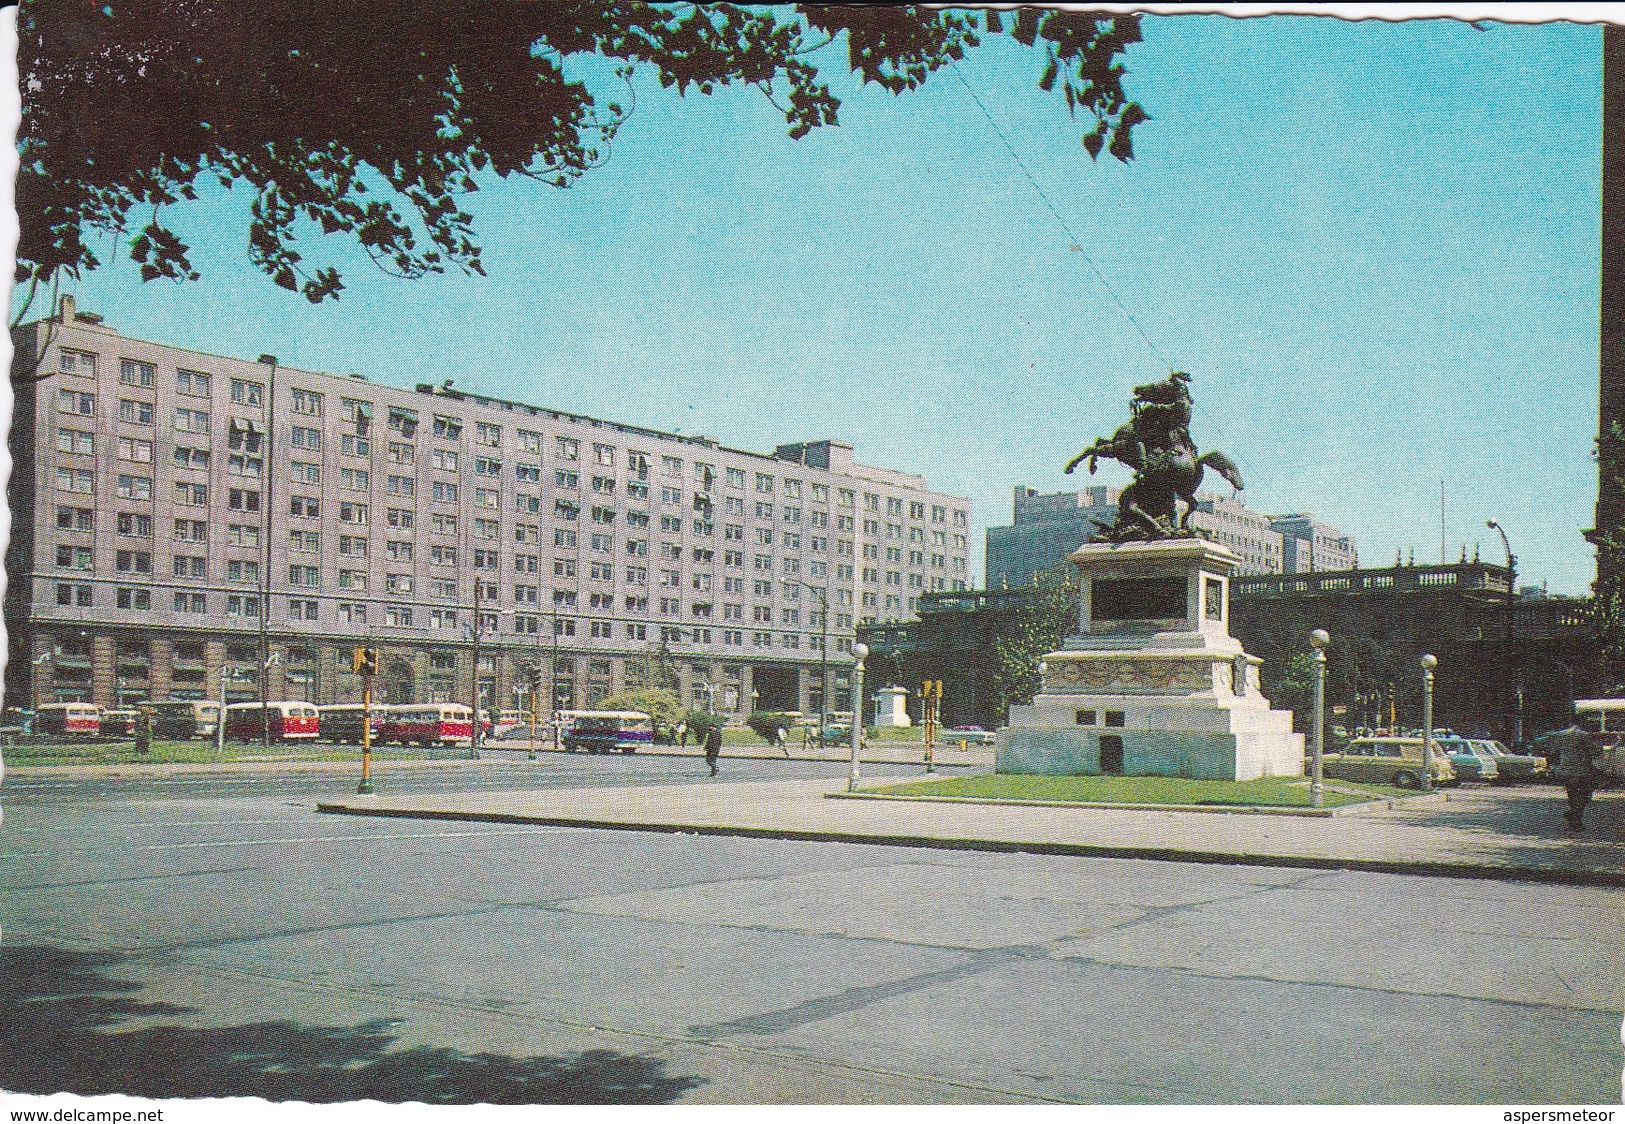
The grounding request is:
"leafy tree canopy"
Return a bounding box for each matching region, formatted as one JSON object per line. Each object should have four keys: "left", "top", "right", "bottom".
{"left": 17, "top": 2, "right": 1146, "bottom": 311}
{"left": 990, "top": 573, "right": 1078, "bottom": 716}
{"left": 599, "top": 686, "right": 682, "bottom": 731}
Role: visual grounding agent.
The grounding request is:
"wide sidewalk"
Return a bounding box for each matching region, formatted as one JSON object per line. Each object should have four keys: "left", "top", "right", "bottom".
{"left": 319, "top": 763, "right": 1625, "bottom": 887}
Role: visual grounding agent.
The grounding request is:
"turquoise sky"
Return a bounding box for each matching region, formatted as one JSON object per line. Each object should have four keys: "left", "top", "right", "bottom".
{"left": 23, "top": 11, "right": 1606, "bottom": 594}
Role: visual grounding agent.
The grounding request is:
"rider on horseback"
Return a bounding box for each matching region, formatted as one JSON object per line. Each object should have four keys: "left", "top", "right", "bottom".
{"left": 1128, "top": 370, "right": 1195, "bottom": 470}
{"left": 1063, "top": 370, "right": 1243, "bottom": 541}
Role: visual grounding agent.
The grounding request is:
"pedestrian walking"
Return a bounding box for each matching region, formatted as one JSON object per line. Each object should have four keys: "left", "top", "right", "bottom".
{"left": 677, "top": 721, "right": 688, "bottom": 747}
{"left": 775, "top": 725, "right": 789, "bottom": 756}
{"left": 1550, "top": 724, "right": 1602, "bottom": 831}
{"left": 704, "top": 723, "right": 722, "bottom": 776}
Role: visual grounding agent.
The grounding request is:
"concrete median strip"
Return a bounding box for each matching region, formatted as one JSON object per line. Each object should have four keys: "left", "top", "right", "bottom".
{"left": 317, "top": 777, "right": 1625, "bottom": 888}
{"left": 826, "top": 789, "right": 1449, "bottom": 817}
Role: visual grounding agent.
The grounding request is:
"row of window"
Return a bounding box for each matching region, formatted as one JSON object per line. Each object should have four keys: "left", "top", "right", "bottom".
{"left": 48, "top": 582, "right": 873, "bottom": 645}
{"left": 55, "top": 380, "right": 968, "bottom": 530}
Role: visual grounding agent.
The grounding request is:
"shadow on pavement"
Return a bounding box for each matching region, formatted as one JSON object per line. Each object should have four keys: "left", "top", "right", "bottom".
{"left": 0, "top": 946, "right": 702, "bottom": 1104}
{"left": 1397, "top": 787, "right": 1623, "bottom": 843}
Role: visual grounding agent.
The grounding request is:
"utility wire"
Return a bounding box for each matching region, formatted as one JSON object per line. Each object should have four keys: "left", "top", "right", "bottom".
{"left": 950, "top": 60, "right": 1170, "bottom": 372}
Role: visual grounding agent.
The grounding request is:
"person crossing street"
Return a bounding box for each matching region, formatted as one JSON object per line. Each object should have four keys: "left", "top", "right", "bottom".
{"left": 704, "top": 722, "right": 722, "bottom": 777}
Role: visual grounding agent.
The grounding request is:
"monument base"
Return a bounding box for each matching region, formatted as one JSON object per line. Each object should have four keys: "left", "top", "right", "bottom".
{"left": 998, "top": 538, "right": 1304, "bottom": 783}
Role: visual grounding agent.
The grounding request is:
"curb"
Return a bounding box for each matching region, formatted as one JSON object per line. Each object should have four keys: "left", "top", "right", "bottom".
{"left": 314, "top": 800, "right": 1625, "bottom": 888}
{"left": 826, "top": 790, "right": 1450, "bottom": 818}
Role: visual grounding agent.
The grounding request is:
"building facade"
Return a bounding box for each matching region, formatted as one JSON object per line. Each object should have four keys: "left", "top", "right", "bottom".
{"left": 985, "top": 485, "right": 1358, "bottom": 589}
{"left": 1229, "top": 562, "right": 1596, "bottom": 743}
{"left": 7, "top": 298, "right": 972, "bottom": 720}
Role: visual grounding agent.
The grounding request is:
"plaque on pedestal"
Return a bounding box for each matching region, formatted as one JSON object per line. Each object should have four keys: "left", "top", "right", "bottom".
{"left": 999, "top": 538, "right": 1305, "bottom": 781}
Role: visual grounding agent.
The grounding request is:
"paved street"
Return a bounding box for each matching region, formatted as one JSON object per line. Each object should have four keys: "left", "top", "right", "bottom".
{"left": 2, "top": 757, "right": 1621, "bottom": 1104}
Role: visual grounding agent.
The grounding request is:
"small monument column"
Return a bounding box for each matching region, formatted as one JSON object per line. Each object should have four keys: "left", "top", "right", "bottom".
{"left": 1000, "top": 370, "right": 1304, "bottom": 781}
{"left": 873, "top": 686, "right": 913, "bottom": 728}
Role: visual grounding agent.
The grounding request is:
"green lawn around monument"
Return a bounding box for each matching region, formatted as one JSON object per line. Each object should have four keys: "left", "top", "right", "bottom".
{"left": 863, "top": 773, "right": 1404, "bottom": 808}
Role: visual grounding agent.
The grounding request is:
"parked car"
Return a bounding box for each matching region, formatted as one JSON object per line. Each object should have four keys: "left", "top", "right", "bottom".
{"left": 1320, "top": 737, "right": 1456, "bottom": 789}
{"left": 817, "top": 723, "right": 853, "bottom": 746}
{"left": 944, "top": 725, "right": 996, "bottom": 746}
{"left": 1433, "top": 737, "right": 1499, "bottom": 783}
{"left": 1474, "top": 739, "right": 1548, "bottom": 782}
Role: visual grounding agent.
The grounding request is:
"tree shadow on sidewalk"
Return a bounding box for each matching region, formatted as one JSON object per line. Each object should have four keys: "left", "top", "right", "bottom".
{"left": 1394, "top": 787, "right": 1623, "bottom": 844}
{"left": 0, "top": 945, "right": 702, "bottom": 1103}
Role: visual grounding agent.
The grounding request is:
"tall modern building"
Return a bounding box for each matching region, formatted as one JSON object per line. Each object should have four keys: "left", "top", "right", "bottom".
{"left": 7, "top": 298, "right": 972, "bottom": 719}
{"left": 986, "top": 485, "right": 1358, "bottom": 589}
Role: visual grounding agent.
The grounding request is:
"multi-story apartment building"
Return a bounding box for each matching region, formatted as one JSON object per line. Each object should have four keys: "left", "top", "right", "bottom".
{"left": 985, "top": 485, "right": 1358, "bottom": 589}
{"left": 1266, "top": 512, "right": 1359, "bottom": 574}
{"left": 7, "top": 298, "right": 972, "bottom": 719}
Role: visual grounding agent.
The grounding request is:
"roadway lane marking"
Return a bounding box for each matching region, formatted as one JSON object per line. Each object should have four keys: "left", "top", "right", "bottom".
{"left": 1, "top": 826, "right": 573, "bottom": 858}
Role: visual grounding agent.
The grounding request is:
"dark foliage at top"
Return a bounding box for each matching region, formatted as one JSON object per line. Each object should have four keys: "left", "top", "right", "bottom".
{"left": 16, "top": 3, "right": 1145, "bottom": 310}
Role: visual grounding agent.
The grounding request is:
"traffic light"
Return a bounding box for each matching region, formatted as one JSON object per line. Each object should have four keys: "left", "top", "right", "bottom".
{"left": 352, "top": 647, "right": 378, "bottom": 676}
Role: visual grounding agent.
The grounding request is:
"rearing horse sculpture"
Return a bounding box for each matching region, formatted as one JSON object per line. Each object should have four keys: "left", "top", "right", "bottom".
{"left": 1063, "top": 371, "right": 1244, "bottom": 541}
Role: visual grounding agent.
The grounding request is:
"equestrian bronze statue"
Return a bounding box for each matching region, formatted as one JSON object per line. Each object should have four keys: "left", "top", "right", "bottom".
{"left": 1064, "top": 370, "right": 1244, "bottom": 541}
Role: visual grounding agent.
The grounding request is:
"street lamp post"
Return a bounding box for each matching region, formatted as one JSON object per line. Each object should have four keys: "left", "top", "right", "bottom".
{"left": 1420, "top": 653, "right": 1438, "bottom": 790}
{"left": 257, "top": 354, "right": 277, "bottom": 755}
{"left": 1515, "top": 682, "right": 1525, "bottom": 748}
{"left": 1309, "top": 629, "right": 1329, "bottom": 808}
{"left": 468, "top": 591, "right": 512, "bottom": 759}
{"left": 469, "top": 580, "right": 487, "bottom": 758}
{"left": 550, "top": 611, "right": 562, "bottom": 751}
{"left": 849, "top": 643, "right": 868, "bottom": 792}
{"left": 787, "top": 580, "right": 831, "bottom": 726}
{"left": 1486, "top": 519, "right": 1518, "bottom": 744}
{"left": 217, "top": 666, "right": 231, "bottom": 756}
{"left": 30, "top": 651, "right": 52, "bottom": 717}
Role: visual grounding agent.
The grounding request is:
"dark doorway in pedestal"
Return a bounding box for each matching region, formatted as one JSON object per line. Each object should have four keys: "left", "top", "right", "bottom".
{"left": 1099, "top": 734, "right": 1125, "bottom": 775}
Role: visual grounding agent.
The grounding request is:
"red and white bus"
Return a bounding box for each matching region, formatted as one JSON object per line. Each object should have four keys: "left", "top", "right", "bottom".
{"left": 379, "top": 703, "right": 475, "bottom": 747}
{"left": 35, "top": 702, "right": 101, "bottom": 736}
{"left": 224, "top": 701, "right": 321, "bottom": 743}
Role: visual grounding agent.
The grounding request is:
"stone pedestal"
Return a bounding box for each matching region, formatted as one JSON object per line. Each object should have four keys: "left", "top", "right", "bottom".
{"left": 874, "top": 686, "right": 913, "bottom": 728}
{"left": 999, "top": 539, "right": 1303, "bottom": 781}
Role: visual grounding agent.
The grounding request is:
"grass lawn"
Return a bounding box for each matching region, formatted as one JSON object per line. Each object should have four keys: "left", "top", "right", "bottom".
{"left": 865, "top": 773, "right": 1406, "bottom": 808}
{"left": 3, "top": 739, "right": 439, "bottom": 767}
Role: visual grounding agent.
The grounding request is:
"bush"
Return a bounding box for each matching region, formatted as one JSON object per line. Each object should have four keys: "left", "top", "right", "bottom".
{"left": 681, "top": 709, "right": 723, "bottom": 743}
{"left": 747, "top": 711, "right": 797, "bottom": 741}
{"left": 598, "top": 687, "right": 682, "bottom": 732}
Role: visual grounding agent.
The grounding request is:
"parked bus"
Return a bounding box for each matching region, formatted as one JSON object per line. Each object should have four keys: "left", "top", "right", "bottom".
{"left": 1569, "top": 699, "right": 1625, "bottom": 778}
{"left": 379, "top": 703, "right": 475, "bottom": 747}
{"left": 560, "top": 710, "right": 655, "bottom": 755}
{"left": 223, "top": 701, "right": 320, "bottom": 743}
{"left": 318, "top": 703, "right": 389, "bottom": 745}
{"left": 146, "top": 699, "right": 219, "bottom": 739}
{"left": 100, "top": 709, "right": 140, "bottom": 737}
{"left": 35, "top": 702, "right": 101, "bottom": 737}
